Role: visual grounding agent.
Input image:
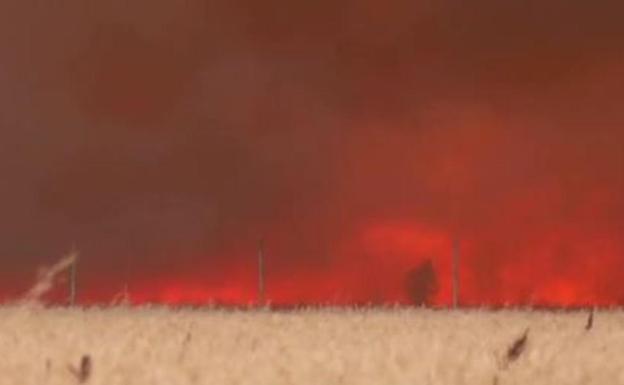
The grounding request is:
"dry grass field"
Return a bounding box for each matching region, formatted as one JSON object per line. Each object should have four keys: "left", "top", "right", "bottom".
{"left": 0, "top": 305, "right": 623, "bottom": 385}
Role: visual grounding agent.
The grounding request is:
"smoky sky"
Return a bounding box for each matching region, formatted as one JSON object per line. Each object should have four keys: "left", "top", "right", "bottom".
{"left": 1, "top": 1, "right": 624, "bottom": 302}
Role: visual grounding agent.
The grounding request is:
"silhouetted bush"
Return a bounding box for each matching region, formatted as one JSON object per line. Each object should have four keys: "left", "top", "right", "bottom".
{"left": 405, "top": 259, "right": 438, "bottom": 305}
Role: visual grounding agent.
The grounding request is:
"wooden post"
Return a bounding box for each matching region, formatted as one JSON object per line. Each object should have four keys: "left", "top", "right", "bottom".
{"left": 452, "top": 238, "right": 460, "bottom": 309}
{"left": 68, "top": 247, "right": 79, "bottom": 306}
{"left": 257, "top": 239, "right": 265, "bottom": 306}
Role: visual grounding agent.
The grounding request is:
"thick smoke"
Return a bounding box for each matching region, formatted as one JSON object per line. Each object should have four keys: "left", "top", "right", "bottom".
{"left": 1, "top": 0, "right": 623, "bottom": 305}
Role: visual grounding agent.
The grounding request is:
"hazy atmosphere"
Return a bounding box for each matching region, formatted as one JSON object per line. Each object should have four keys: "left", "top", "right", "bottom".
{"left": 1, "top": 1, "right": 623, "bottom": 305}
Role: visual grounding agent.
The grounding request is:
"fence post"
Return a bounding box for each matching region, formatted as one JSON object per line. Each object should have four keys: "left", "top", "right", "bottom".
{"left": 257, "top": 239, "right": 265, "bottom": 306}
{"left": 452, "top": 238, "right": 460, "bottom": 309}
{"left": 68, "top": 246, "right": 79, "bottom": 306}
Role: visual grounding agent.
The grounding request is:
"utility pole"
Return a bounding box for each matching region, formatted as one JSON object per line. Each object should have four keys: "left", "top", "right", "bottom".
{"left": 452, "top": 238, "right": 460, "bottom": 309}
{"left": 257, "top": 239, "right": 265, "bottom": 306}
{"left": 68, "top": 246, "right": 79, "bottom": 306}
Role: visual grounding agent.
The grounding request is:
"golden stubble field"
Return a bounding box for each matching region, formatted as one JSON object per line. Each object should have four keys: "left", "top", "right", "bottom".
{"left": 0, "top": 306, "right": 622, "bottom": 385}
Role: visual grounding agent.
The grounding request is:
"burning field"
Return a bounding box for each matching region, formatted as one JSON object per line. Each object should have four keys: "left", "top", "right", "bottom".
{"left": 0, "top": 305, "right": 621, "bottom": 385}
{"left": 2, "top": 3, "right": 624, "bottom": 382}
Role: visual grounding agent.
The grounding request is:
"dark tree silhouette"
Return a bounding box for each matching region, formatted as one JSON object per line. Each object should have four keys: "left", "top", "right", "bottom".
{"left": 405, "top": 259, "right": 438, "bottom": 305}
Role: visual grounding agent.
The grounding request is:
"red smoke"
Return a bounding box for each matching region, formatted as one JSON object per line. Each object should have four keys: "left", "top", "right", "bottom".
{"left": 64, "top": 210, "right": 623, "bottom": 307}
{"left": 106, "top": 211, "right": 622, "bottom": 307}
{"left": 2, "top": 1, "right": 624, "bottom": 307}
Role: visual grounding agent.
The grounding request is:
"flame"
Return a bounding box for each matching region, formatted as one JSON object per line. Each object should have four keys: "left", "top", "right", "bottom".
{"left": 67, "top": 210, "right": 623, "bottom": 308}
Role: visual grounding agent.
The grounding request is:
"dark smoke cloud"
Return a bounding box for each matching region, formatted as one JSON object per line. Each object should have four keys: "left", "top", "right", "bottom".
{"left": 1, "top": 0, "right": 623, "bottom": 304}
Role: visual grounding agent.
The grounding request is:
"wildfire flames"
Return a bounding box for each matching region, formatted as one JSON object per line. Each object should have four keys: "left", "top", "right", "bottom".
{"left": 31, "top": 214, "right": 624, "bottom": 307}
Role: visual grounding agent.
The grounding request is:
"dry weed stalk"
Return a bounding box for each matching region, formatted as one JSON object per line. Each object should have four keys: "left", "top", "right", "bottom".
{"left": 178, "top": 331, "right": 193, "bottom": 362}
{"left": 20, "top": 252, "right": 78, "bottom": 305}
{"left": 500, "top": 328, "right": 529, "bottom": 369}
{"left": 110, "top": 284, "right": 131, "bottom": 306}
{"left": 68, "top": 355, "right": 91, "bottom": 383}
{"left": 585, "top": 308, "right": 594, "bottom": 331}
